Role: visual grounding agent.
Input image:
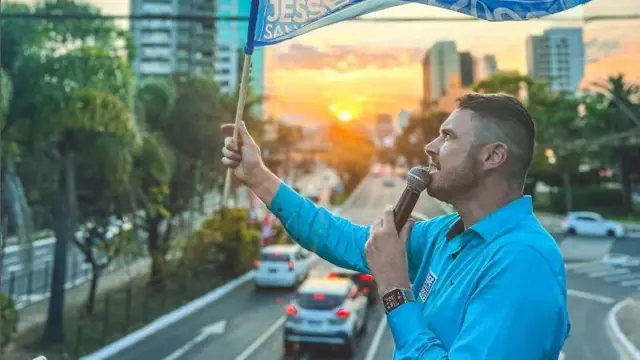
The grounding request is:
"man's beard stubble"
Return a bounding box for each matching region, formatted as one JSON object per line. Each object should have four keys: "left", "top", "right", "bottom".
{"left": 426, "top": 151, "right": 481, "bottom": 203}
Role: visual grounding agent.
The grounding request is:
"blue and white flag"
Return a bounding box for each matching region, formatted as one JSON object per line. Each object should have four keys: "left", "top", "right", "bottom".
{"left": 245, "top": 0, "right": 591, "bottom": 51}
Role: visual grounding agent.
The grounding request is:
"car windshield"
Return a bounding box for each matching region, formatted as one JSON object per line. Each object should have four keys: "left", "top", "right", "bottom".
{"left": 261, "top": 253, "right": 290, "bottom": 262}
{"left": 296, "top": 293, "right": 344, "bottom": 310}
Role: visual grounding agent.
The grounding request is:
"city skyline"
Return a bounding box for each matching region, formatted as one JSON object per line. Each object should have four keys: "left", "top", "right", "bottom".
{"left": 6, "top": 0, "right": 640, "bottom": 125}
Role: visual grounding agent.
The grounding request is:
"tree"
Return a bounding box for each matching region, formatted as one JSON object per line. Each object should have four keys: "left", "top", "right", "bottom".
{"left": 591, "top": 74, "right": 640, "bottom": 213}
{"left": 323, "top": 123, "right": 375, "bottom": 194}
{"left": 9, "top": 44, "right": 137, "bottom": 346}
{"left": 473, "top": 71, "right": 535, "bottom": 97}
{"left": 134, "top": 76, "right": 230, "bottom": 284}
{"left": 74, "top": 216, "right": 134, "bottom": 314}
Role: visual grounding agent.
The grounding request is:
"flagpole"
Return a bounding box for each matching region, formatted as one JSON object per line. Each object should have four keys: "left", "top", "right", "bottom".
{"left": 221, "top": 53, "right": 252, "bottom": 208}
{"left": 221, "top": 0, "right": 260, "bottom": 209}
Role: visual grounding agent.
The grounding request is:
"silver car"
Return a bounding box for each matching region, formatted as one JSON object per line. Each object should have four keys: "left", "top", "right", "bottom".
{"left": 283, "top": 277, "right": 369, "bottom": 356}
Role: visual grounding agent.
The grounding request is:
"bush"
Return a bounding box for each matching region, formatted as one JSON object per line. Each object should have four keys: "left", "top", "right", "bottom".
{"left": 551, "top": 186, "right": 624, "bottom": 214}
{"left": 186, "top": 207, "right": 261, "bottom": 279}
{"left": 0, "top": 293, "right": 19, "bottom": 353}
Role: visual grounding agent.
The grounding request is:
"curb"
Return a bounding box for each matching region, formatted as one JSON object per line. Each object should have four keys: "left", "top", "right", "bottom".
{"left": 607, "top": 297, "right": 640, "bottom": 360}
{"left": 81, "top": 270, "right": 256, "bottom": 360}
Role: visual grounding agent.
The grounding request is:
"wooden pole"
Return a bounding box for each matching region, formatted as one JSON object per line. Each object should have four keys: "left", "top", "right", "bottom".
{"left": 221, "top": 53, "right": 252, "bottom": 207}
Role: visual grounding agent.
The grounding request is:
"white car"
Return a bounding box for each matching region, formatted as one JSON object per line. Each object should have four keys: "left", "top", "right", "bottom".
{"left": 283, "top": 277, "right": 369, "bottom": 356}
{"left": 562, "top": 211, "right": 625, "bottom": 238}
{"left": 254, "top": 245, "right": 312, "bottom": 288}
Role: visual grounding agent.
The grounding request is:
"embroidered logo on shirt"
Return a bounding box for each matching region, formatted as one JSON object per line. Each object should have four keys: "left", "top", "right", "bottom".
{"left": 419, "top": 270, "right": 438, "bottom": 302}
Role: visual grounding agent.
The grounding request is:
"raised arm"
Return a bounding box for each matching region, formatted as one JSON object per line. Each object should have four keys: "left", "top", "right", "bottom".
{"left": 220, "top": 121, "right": 439, "bottom": 276}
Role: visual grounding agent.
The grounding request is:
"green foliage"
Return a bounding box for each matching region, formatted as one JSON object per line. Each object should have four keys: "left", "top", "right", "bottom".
{"left": 473, "top": 71, "right": 534, "bottom": 96}
{"left": 186, "top": 208, "right": 261, "bottom": 279}
{"left": 0, "top": 293, "right": 19, "bottom": 353}
{"left": 551, "top": 186, "right": 625, "bottom": 214}
{"left": 324, "top": 123, "right": 376, "bottom": 195}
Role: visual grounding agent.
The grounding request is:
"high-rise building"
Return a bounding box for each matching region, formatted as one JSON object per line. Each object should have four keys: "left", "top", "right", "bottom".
{"left": 459, "top": 52, "right": 474, "bottom": 87}
{"left": 473, "top": 54, "right": 498, "bottom": 82}
{"left": 526, "top": 28, "right": 585, "bottom": 93}
{"left": 131, "top": 0, "right": 216, "bottom": 77}
{"left": 421, "top": 41, "right": 461, "bottom": 107}
{"left": 215, "top": 0, "right": 265, "bottom": 118}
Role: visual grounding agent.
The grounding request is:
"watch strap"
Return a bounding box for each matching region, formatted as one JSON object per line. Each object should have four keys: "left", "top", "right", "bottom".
{"left": 382, "top": 288, "right": 415, "bottom": 314}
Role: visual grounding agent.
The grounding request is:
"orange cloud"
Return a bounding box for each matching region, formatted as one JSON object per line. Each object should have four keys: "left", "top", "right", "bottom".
{"left": 271, "top": 43, "right": 424, "bottom": 70}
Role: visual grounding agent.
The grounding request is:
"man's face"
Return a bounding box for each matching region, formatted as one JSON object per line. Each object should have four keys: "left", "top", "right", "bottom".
{"left": 424, "top": 109, "right": 481, "bottom": 202}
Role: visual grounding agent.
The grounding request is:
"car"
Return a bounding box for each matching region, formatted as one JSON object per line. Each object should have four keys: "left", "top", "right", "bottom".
{"left": 382, "top": 176, "right": 394, "bottom": 187}
{"left": 562, "top": 211, "right": 625, "bottom": 238}
{"left": 327, "top": 266, "right": 377, "bottom": 304}
{"left": 283, "top": 277, "right": 369, "bottom": 356}
{"left": 254, "top": 245, "right": 313, "bottom": 288}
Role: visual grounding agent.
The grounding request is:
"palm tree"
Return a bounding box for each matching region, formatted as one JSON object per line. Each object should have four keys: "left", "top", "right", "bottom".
{"left": 592, "top": 74, "right": 640, "bottom": 213}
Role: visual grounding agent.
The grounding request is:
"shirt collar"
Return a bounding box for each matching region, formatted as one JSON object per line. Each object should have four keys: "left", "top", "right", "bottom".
{"left": 446, "top": 195, "right": 534, "bottom": 242}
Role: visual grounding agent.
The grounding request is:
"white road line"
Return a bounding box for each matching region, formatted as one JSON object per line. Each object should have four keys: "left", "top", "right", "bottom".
{"left": 620, "top": 278, "right": 640, "bottom": 287}
{"left": 364, "top": 316, "right": 389, "bottom": 360}
{"left": 233, "top": 316, "right": 286, "bottom": 360}
{"left": 588, "top": 268, "right": 629, "bottom": 278}
{"left": 567, "top": 289, "right": 615, "bottom": 304}
{"left": 565, "top": 261, "right": 600, "bottom": 270}
{"left": 604, "top": 272, "right": 640, "bottom": 282}
{"left": 574, "top": 263, "right": 612, "bottom": 274}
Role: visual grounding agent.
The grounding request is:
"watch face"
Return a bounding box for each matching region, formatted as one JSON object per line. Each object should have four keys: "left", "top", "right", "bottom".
{"left": 383, "top": 289, "right": 405, "bottom": 312}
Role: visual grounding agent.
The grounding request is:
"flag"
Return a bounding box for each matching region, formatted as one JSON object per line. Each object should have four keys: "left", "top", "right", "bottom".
{"left": 245, "top": 0, "right": 591, "bottom": 52}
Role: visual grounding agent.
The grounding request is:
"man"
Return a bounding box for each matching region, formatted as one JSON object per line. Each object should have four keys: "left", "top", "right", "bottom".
{"left": 221, "top": 93, "right": 569, "bottom": 359}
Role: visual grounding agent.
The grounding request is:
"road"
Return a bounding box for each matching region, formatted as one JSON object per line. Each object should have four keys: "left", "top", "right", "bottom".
{"left": 561, "top": 234, "right": 640, "bottom": 360}
{"left": 103, "top": 173, "right": 450, "bottom": 360}
{"left": 96, "top": 172, "right": 640, "bottom": 360}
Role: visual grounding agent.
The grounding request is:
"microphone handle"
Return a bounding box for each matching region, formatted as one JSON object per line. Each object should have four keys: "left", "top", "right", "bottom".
{"left": 393, "top": 188, "right": 420, "bottom": 233}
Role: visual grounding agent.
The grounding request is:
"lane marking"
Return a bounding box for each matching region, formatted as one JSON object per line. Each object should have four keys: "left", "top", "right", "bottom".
{"left": 565, "top": 261, "right": 601, "bottom": 270}
{"left": 364, "top": 316, "right": 388, "bottom": 360}
{"left": 607, "top": 298, "right": 640, "bottom": 360}
{"left": 620, "top": 278, "right": 640, "bottom": 287}
{"left": 233, "top": 316, "right": 286, "bottom": 360}
{"left": 567, "top": 289, "right": 615, "bottom": 304}
{"left": 604, "top": 272, "right": 640, "bottom": 282}
{"left": 588, "top": 268, "right": 630, "bottom": 278}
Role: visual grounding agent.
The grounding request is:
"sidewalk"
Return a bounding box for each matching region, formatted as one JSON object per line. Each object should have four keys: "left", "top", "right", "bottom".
{"left": 15, "top": 257, "right": 150, "bottom": 338}
{"left": 612, "top": 295, "right": 640, "bottom": 360}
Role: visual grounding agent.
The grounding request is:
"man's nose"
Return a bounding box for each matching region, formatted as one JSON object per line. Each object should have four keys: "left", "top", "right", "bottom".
{"left": 425, "top": 138, "right": 439, "bottom": 158}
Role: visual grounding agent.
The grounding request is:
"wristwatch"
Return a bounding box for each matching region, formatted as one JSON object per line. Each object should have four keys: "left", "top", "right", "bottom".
{"left": 382, "top": 288, "right": 415, "bottom": 314}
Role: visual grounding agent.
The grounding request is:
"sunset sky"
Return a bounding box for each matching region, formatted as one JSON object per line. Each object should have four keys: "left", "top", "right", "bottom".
{"left": 11, "top": 0, "right": 640, "bottom": 125}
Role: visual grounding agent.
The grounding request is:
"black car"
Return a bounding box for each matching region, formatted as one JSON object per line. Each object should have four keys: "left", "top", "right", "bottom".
{"left": 327, "top": 266, "right": 377, "bottom": 304}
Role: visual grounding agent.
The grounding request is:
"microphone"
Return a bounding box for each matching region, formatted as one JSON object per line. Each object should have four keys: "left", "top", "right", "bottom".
{"left": 393, "top": 166, "right": 431, "bottom": 233}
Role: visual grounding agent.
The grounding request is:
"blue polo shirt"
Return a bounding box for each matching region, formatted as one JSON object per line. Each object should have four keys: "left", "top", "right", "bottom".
{"left": 269, "top": 182, "right": 570, "bottom": 359}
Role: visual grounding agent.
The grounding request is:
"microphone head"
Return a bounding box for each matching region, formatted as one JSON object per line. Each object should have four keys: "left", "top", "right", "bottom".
{"left": 406, "top": 166, "right": 430, "bottom": 193}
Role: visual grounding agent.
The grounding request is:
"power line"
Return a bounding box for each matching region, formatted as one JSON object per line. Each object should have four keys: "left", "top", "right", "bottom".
{"left": 0, "top": 12, "right": 638, "bottom": 23}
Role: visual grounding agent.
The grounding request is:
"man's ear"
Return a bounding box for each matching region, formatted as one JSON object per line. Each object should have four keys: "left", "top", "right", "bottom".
{"left": 481, "top": 142, "right": 508, "bottom": 170}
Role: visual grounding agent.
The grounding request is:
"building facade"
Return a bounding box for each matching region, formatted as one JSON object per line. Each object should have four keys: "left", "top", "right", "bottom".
{"left": 527, "top": 28, "right": 585, "bottom": 93}
{"left": 131, "top": 0, "right": 216, "bottom": 77}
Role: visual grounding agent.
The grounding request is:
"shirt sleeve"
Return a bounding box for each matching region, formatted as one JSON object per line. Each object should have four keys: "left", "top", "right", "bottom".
{"left": 268, "top": 181, "right": 438, "bottom": 278}
{"left": 386, "top": 243, "right": 568, "bottom": 359}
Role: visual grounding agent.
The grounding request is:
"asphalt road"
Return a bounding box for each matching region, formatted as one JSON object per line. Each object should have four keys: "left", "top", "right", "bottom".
{"left": 103, "top": 173, "right": 450, "bottom": 360}
{"left": 561, "top": 235, "right": 640, "bottom": 360}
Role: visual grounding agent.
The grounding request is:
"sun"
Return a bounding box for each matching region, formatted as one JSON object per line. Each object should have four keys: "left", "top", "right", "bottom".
{"left": 337, "top": 110, "right": 352, "bottom": 122}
